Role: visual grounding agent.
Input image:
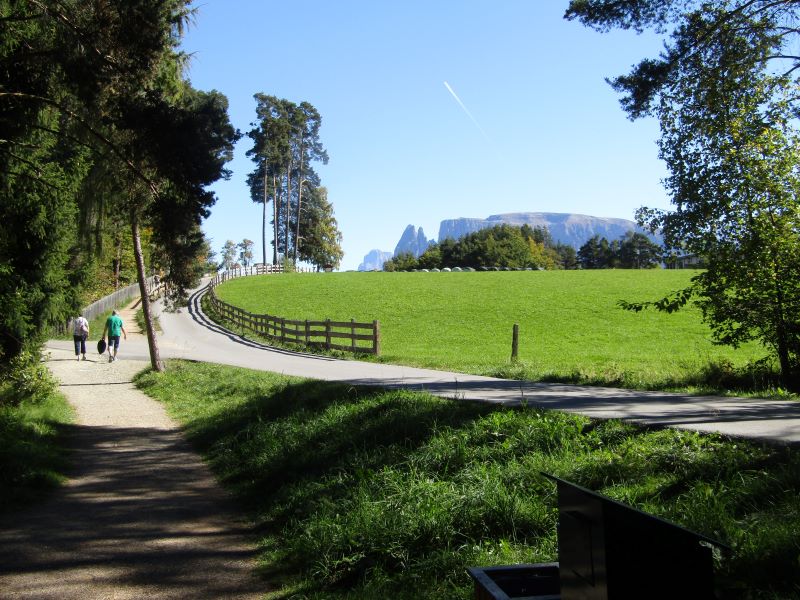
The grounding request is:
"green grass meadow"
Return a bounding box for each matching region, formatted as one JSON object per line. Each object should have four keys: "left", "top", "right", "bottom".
{"left": 136, "top": 361, "right": 800, "bottom": 599}
{"left": 213, "top": 270, "right": 773, "bottom": 393}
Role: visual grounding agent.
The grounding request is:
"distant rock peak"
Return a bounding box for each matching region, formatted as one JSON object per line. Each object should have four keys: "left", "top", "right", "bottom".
{"left": 394, "top": 212, "right": 659, "bottom": 258}
{"left": 357, "top": 249, "right": 393, "bottom": 271}
{"left": 393, "top": 225, "right": 433, "bottom": 258}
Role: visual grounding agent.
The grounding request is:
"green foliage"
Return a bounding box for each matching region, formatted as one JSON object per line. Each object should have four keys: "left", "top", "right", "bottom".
{"left": 136, "top": 360, "right": 800, "bottom": 598}
{"left": 298, "top": 186, "right": 344, "bottom": 270}
{"left": 0, "top": 360, "right": 73, "bottom": 512}
{"left": 383, "top": 225, "right": 574, "bottom": 271}
{"left": 0, "top": 348, "right": 57, "bottom": 408}
{"left": 134, "top": 86, "right": 240, "bottom": 305}
{"left": 220, "top": 240, "right": 238, "bottom": 270}
{"left": 578, "top": 232, "right": 662, "bottom": 269}
{"left": 246, "top": 95, "right": 334, "bottom": 266}
{"left": 237, "top": 239, "right": 254, "bottom": 268}
{"left": 644, "top": 29, "right": 800, "bottom": 388}
{"left": 382, "top": 252, "right": 418, "bottom": 272}
{"left": 213, "top": 270, "right": 777, "bottom": 395}
{"left": 0, "top": 1, "right": 237, "bottom": 367}
{"left": 564, "top": 1, "right": 800, "bottom": 118}
{"left": 570, "top": 1, "right": 800, "bottom": 388}
{"left": 0, "top": 112, "right": 85, "bottom": 361}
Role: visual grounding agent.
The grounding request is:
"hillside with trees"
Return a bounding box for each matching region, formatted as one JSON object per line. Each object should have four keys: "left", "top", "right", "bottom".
{"left": 577, "top": 232, "right": 662, "bottom": 269}
{"left": 383, "top": 224, "right": 578, "bottom": 271}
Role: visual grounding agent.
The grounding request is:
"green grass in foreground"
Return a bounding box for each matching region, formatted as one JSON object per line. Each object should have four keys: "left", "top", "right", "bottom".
{"left": 0, "top": 378, "right": 74, "bottom": 512}
{"left": 212, "top": 271, "right": 781, "bottom": 396}
{"left": 136, "top": 360, "right": 800, "bottom": 599}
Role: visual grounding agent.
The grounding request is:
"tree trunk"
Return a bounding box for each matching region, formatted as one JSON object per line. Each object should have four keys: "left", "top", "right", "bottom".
{"left": 262, "top": 171, "right": 268, "bottom": 265}
{"left": 272, "top": 173, "right": 278, "bottom": 265}
{"left": 773, "top": 281, "right": 796, "bottom": 391}
{"left": 113, "top": 225, "right": 122, "bottom": 289}
{"left": 294, "top": 135, "right": 304, "bottom": 264}
{"left": 130, "top": 207, "right": 163, "bottom": 372}
{"left": 285, "top": 163, "right": 292, "bottom": 263}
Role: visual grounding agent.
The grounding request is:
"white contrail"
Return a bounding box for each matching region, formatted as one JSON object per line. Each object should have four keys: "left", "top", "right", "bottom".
{"left": 443, "top": 80, "right": 495, "bottom": 148}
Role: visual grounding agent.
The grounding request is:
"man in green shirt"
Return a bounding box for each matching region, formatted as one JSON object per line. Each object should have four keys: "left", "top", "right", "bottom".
{"left": 102, "top": 309, "right": 127, "bottom": 363}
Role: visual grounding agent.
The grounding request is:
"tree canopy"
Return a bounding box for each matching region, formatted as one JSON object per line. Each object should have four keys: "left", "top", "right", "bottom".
{"left": 246, "top": 95, "right": 335, "bottom": 267}
{"left": 569, "top": 0, "right": 800, "bottom": 388}
{"left": 565, "top": 0, "right": 800, "bottom": 119}
{"left": 383, "top": 225, "right": 577, "bottom": 271}
{"left": 0, "top": 1, "right": 237, "bottom": 374}
{"left": 578, "top": 232, "right": 662, "bottom": 269}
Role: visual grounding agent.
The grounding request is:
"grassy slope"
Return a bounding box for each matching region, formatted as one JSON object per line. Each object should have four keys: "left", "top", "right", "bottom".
{"left": 136, "top": 361, "right": 800, "bottom": 599}
{"left": 215, "top": 271, "right": 769, "bottom": 392}
{"left": 0, "top": 386, "right": 74, "bottom": 512}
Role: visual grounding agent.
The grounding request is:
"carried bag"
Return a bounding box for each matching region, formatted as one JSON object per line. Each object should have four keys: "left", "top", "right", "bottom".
{"left": 97, "top": 339, "right": 107, "bottom": 354}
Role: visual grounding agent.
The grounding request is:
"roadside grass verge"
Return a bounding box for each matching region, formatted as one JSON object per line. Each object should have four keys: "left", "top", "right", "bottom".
{"left": 211, "top": 271, "right": 785, "bottom": 397}
{"left": 0, "top": 367, "right": 74, "bottom": 513}
{"left": 136, "top": 360, "right": 800, "bottom": 599}
{"left": 135, "top": 306, "right": 161, "bottom": 334}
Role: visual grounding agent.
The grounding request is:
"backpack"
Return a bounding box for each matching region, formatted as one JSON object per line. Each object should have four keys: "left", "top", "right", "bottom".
{"left": 76, "top": 317, "right": 88, "bottom": 335}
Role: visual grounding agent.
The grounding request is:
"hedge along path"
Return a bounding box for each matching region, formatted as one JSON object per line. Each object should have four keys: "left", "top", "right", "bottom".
{"left": 0, "top": 314, "right": 268, "bottom": 599}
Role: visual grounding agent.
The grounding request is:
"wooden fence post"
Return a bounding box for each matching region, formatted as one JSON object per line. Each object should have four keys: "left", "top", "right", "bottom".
{"left": 351, "top": 319, "right": 356, "bottom": 352}
{"left": 511, "top": 323, "right": 519, "bottom": 362}
{"left": 305, "top": 320, "right": 310, "bottom": 345}
{"left": 325, "top": 319, "right": 331, "bottom": 350}
{"left": 280, "top": 318, "right": 286, "bottom": 343}
{"left": 373, "top": 320, "right": 380, "bottom": 355}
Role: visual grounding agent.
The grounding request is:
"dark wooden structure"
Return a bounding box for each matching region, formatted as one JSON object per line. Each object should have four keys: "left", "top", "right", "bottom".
{"left": 468, "top": 474, "right": 727, "bottom": 600}
{"left": 207, "top": 270, "right": 380, "bottom": 355}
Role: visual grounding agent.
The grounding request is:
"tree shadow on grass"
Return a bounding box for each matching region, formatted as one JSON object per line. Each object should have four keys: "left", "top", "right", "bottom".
{"left": 142, "top": 368, "right": 800, "bottom": 598}
{"left": 188, "top": 381, "right": 499, "bottom": 511}
{"left": 0, "top": 406, "right": 71, "bottom": 514}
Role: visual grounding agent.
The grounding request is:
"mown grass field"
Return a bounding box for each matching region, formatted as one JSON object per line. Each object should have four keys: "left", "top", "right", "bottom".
{"left": 213, "top": 270, "right": 774, "bottom": 394}
{"left": 136, "top": 361, "right": 800, "bottom": 599}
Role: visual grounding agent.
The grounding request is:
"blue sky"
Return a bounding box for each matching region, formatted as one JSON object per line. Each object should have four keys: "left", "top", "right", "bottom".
{"left": 181, "top": 1, "right": 670, "bottom": 270}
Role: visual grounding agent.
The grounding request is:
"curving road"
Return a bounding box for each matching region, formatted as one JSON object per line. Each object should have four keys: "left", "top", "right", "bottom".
{"left": 65, "top": 281, "right": 800, "bottom": 445}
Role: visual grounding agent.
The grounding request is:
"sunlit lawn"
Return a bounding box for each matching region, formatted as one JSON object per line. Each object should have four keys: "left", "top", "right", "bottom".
{"left": 136, "top": 361, "right": 800, "bottom": 599}
{"left": 214, "top": 270, "right": 769, "bottom": 392}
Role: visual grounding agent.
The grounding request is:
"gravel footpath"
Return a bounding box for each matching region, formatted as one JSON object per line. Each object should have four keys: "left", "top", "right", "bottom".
{"left": 0, "top": 342, "right": 268, "bottom": 599}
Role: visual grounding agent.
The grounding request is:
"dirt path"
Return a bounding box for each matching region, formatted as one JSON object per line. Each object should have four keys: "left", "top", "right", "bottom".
{"left": 0, "top": 327, "right": 268, "bottom": 599}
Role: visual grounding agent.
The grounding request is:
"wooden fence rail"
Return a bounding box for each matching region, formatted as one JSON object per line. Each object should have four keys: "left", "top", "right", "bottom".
{"left": 206, "top": 268, "right": 380, "bottom": 355}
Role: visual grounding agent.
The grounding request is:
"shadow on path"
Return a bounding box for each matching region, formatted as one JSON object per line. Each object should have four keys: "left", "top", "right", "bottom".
{"left": 0, "top": 423, "right": 265, "bottom": 599}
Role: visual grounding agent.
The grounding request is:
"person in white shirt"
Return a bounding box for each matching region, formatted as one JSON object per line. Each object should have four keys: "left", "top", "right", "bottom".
{"left": 73, "top": 314, "right": 89, "bottom": 361}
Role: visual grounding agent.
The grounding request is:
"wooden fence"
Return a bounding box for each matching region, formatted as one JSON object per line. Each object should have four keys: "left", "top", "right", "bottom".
{"left": 206, "top": 269, "right": 380, "bottom": 355}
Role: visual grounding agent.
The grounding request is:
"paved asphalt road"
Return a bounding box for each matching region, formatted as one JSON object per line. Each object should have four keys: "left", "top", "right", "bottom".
{"left": 52, "top": 281, "right": 800, "bottom": 445}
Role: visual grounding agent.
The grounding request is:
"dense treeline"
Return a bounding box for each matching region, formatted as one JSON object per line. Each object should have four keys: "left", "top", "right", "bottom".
{"left": 577, "top": 232, "right": 662, "bottom": 269}
{"left": 383, "top": 225, "right": 578, "bottom": 271}
{"left": 1, "top": 1, "right": 237, "bottom": 380}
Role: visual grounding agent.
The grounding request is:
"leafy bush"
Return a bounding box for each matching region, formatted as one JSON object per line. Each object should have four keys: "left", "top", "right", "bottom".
{"left": 0, "top": 346, "right": 55, "bottom": 408}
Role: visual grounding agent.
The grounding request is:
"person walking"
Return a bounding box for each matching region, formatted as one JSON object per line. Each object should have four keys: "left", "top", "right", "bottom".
{"left": 102, "top": 309, "right": 127, "bottom": 363}
{"left": 73, "top": 314, "right": 89, "bottom": 361}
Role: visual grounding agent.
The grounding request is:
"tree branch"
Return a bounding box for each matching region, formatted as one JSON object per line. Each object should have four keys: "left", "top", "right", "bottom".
{"left": 0, "top": 91, "right": 160, "bottom": 198}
